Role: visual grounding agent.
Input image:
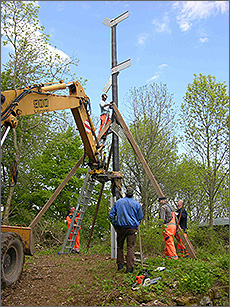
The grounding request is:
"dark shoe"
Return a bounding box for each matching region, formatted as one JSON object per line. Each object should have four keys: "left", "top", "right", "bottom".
{"left": 125, "top": 267, "right": 133, "bottom": 273}
{"left": 71, "top": 249, "right": 79, "bottom": 253}
{"left": 117, "top": 264, "right": 124, "bottom": 270}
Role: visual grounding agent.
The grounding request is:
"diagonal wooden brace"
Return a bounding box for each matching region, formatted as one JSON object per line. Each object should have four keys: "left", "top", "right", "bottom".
{"left": 112, "top": 102, "right": 164, "bottom": 198}
{"left": 112, "top": 102, "right": 197, "bottom": 259}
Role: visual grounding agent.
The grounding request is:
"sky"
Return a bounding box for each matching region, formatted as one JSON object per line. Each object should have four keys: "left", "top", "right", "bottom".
{"left": 2, "top": 1, "right": 229, "bottom": 120}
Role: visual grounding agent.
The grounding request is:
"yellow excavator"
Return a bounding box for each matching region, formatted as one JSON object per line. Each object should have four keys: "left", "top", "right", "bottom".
{"left": 1, "top": 80, "right": 115, "bottom": 287}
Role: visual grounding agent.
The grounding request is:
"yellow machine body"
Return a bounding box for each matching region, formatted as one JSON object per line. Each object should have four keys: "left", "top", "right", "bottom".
{"left": 1, "top": 225, "right": 35, "bottom": 256}
{"left": 1, "top": 80, "right": 99, "bottom": 165}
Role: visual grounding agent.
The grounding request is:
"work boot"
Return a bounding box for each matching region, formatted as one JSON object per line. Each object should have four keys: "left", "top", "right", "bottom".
{"left": 125, "top": 267, "right": 133, "bottom": 273}
{"left": 117, "top": 264, "right": 124, "bottom": 270}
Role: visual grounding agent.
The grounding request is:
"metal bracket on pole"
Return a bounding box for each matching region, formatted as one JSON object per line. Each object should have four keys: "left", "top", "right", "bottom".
{"left": 102, "top": 59, "right": 131, "bottom": 93}
{"left": 102, "top": 11, "right": 130, "bottom": 94}
{"left": 103, "top": 11, "right": 129, "bottom": 28}
{"left": 111, "top": 59, "right": 131, "bottom": 75}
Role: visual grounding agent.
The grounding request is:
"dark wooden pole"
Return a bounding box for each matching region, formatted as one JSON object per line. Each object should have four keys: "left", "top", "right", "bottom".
{"left": 111, "top": 25, "right": 120, "bottom": 200}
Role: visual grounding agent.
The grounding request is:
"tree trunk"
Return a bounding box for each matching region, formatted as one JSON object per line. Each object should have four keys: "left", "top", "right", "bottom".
{"left": 2, "top": 186, "right": 15, "bottom": 225}
{"left": 2, "top": 128, "right": 21, "bottom": 224}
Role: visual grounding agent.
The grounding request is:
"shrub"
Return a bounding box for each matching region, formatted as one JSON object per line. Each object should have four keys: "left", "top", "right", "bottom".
{"left": 138, "top": 220, "right": 165, "bottom": 256}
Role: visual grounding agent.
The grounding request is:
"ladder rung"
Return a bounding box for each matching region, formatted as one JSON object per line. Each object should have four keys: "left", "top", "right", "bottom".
{"left": 60, "top": 173, "right": 96, "bottom": 254}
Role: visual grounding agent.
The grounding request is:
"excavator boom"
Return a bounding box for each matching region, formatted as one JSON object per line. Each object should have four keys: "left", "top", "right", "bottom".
{"left": 1, "top": 80, "right": 99, "bottom": 166}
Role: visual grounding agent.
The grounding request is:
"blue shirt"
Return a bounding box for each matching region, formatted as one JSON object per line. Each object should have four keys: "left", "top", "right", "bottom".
{"left": 109, "top": 197, "right": 144, "bottom": 229}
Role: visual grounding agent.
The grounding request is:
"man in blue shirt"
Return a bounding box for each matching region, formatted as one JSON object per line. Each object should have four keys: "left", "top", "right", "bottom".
{"left": 109, "top": 186, "right": 144, "bottom": 273}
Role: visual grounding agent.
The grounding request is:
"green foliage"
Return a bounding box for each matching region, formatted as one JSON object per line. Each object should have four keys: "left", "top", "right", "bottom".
{"left": 138, "top": 220, "right": 164, "bottom": 256}
{"left": 175, "top": 258, "right": 228, "bottom": 294}
{"left": 1, "top": 69, "right": 13, "bottom": 90}
{"left": 180, "top": 73, "right": 229, "bottom": 227}
{"left": 22, "top": 126, "right": 86, "bottom": 220}
{"left": 178, "top": 263, "right": 213, "bottom": 294}
{"left": 164, "top": 155, "right": 208, "bottom": 222}
{"left": 120, "top": 82, "right": 178, "bottom": 218}
{"left": 215, "top": 254, "right": 229, "bottom": 270}
{"left": 188, "top": 225, "right": 228, "bottom": 255}
{"left": 1, "top": 1, "right": 80, "bottom": 87}
{"left": 145, "top": 253, "right": 229, "bottom": 296}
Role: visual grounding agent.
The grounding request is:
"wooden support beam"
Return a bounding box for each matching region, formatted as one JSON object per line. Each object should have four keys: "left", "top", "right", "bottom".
{"left": 177, "top": 225, "right": 197, "bottom": 259}
{"left": 29, "top": 155, "right": 84, "bottom": 228}
{"left": 98, "top": 119, "right": 112, "bottom": 139}
{"left": 87, "top": 182, "right": 105, "bottom": 248}
{"left": 112, "top": 102, "right": 197, "bottom": 259}
{"left": 112, "top": 102, "right": 164, "bottom": 198}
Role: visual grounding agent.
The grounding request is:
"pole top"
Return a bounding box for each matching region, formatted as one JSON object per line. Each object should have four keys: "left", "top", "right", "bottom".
{"left": 103, "top": 11, "right": 129, "bottom": 27}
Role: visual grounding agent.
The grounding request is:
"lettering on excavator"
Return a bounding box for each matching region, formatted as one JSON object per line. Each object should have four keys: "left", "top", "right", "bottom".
{"left": 33, "top": 98, "right": 49, "bottom": 109}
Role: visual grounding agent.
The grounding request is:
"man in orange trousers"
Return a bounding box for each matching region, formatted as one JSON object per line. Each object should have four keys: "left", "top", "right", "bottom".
{"left": 158, "top": 197, "right": 178, "bottom": 260}
{"left": 67, "top": 206, "right": 81, "bottom": 253}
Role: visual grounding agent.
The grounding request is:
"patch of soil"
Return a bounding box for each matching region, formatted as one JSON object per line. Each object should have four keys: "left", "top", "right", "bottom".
{"left": 2, "top": 250, "right": 228, "bottom": 306}
{"left": 2, "top": 252, "right": 118, "bottom": 306}
{"left": 2, "top": 251, "right": 167, "bottom": 306}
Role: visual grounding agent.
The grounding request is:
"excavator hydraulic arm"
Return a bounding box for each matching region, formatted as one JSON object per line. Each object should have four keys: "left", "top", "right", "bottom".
{"left": 1, "top": 80, "right": 100, "bottom": 167}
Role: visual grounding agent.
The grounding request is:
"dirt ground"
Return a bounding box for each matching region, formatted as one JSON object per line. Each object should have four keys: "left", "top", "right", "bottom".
{"left": 1, "top": 251, "right": 168, "bottom": 307}
{"left": 2, "top": 249, "right": 228, "bottom": 307}
{"left": 2, "top": 252, "right": 114, "bottom": 306}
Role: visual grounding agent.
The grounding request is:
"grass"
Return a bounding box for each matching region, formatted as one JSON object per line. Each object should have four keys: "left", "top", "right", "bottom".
{"left": 23, "top": 225, "right": 229, "bottom": 306}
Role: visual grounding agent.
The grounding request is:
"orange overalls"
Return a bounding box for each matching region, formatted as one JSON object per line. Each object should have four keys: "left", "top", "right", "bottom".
{"left": 99, "top": 113, "right": 110, "bottom": 134}
{"left": 66, "top": 212, "right": 81, "bottom": 251}
{"left": 161, "top": 206, "right": 178, "bottom": 260}
{"left": 176, "top": 232, "right": 189, "bottom": 257}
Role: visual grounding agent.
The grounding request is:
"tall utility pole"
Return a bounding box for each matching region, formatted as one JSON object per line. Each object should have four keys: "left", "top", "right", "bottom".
{"left": 103, "top": 11, "right": 131, "bottom": 260}
{"left": 111, "top": 25, "right": 119, "bottom": 199}
{"left": 103, "top": 11, "right": 131, "bottom": 199}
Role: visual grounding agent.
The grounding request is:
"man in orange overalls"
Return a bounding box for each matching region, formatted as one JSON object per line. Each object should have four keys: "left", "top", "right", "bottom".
{"left": 66, "top": 206, "right": 81, "bottom": 253}
{"left": 158, "top": 197, "right": 178, "bottom": 260}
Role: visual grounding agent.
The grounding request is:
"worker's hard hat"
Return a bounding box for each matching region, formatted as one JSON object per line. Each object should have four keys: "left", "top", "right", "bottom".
{"left": 102, "top": 93, "right": 107, "bottom": 99}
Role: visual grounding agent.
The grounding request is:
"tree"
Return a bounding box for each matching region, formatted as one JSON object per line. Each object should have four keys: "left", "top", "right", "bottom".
{"left": 179, "top": 74, "right": 229, "bottom": 227}
{"left": 13, "top": 127, "right": 86, "bottom": 222}
{"left": 120, "top": 83, "right": 178, "bottom": 220}
{"left": 1, "top": 1, "right": 83, "bottom": 224}
{"left": 165, "top": 154, "right": 208, "bottom": 223}
{"left": 1, "top": 1, "right": 80, "bottom": 88}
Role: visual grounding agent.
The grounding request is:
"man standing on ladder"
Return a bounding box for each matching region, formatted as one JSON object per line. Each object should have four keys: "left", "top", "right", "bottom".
{"left": 98, "top": 93, "right": 110, "bottom": 138}
{"left": 66, "top": 206, "right": 81, "bottom": 253}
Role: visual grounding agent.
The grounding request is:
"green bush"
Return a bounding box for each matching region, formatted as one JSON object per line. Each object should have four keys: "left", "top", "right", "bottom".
{"left": 187, "top": 225, "right": 228, "bottom": 256}
{"left": 138, "top": 220, "right": 165, "bottom": 256}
